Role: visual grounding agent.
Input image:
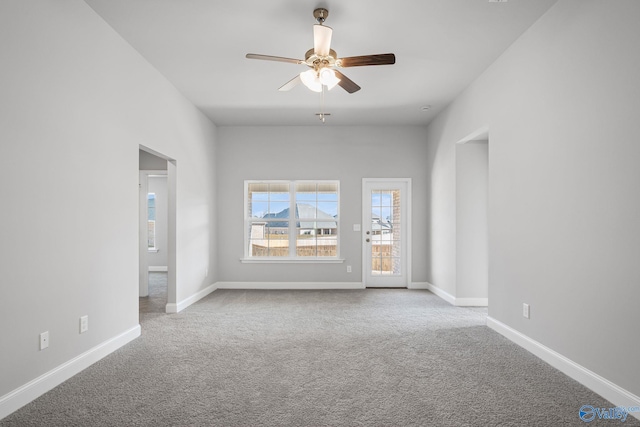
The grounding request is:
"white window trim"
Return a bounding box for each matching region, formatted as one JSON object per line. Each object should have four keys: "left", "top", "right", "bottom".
{"left": 242, "top": 180, "right": 342, "bottom": 262}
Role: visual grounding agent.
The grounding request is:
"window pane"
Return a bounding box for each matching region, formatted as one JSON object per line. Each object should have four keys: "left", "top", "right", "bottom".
{"left": 268, "top": 201, "right": 289, "bottom": 218}
{"left": 296, "top": 221, "right": 337, "bottom": 257}
{"left": 248, "top": 221, "right": 289, "bottom": 257}
{"left": 147, "top": 193, "right": 156, "bottom": 248}
{"left": 248, "top": 184, "right": 267, "bottom": 219}
{"left": 296, "top": 228, "right": 316, "bottom": 257}
{"left": 295, "top": 182, "right": 317, "bottom": 201}
{"left": 266, "top": 223, "right": 289, "bottom": 257}
{"left": 380, "top": 258, "right": 393, "bottom": 275}
{"left": 248, "top": 183, "right": 290, "bottom": 220}
{"left": 147, "top": 220, "right": 156, "bottom": 248}
{"left": 296, "top": 182, "right": 338, "bottom": 219}
{"left": 317, "top": 220, "right": 337, "bottom": 257}
{"left": 388, "top": 222, "right": 401, "bottom": 239}
{"left": 317, "top": 182, "right": 338, "bottom": 193}
{"left": 248, "top": 182, "right": 269, "bottom": 193}
{"left": 392, "top": 190, "right": 401, "bottom": 208}
{"left": 296, "top": 203, "right": 317, "bottom": 219}
{"left": 318, "top": 201, "right": 337, "bottom": 218}
{"left": 250, "top": 201, "right": 268, "bottom": 218}
{"left": 318, "top": 185, "right": 338, "bottom": 217}
{"left": 269, "top": 183, "right": 290, "bottom": 194}
{"left": 381, "top": 191, "right": 393, "bottom": 207}
{"left": 391, "top": 257, "right": 402, "bottom": 275}
{"left": 147, "top": 193, "right": 156, "bottom": 220}
{"left": 317, "top": 239, "right": 337, "bottom": 257}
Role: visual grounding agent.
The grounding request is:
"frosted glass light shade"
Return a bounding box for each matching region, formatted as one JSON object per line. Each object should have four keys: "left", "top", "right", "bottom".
{"left": 300, "top": 70, "right": 322, "bottom": 92}
{"left": 319, "top": 68, "right": 340, "bottom": 90}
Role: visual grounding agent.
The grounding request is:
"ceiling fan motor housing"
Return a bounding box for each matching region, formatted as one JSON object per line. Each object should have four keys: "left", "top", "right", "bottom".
{"left": 305, "top": 48, "right": 337, "bottom": 70}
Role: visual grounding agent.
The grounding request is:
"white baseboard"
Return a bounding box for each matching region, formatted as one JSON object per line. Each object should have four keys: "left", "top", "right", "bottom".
{"left": 425, "top": 282, "right": 488, "bottom": 306}
{"left": 148, "top": 266, "right": 168, "bottom": 272}
{"left": 408, "top": 282, "right": 429, "bottom": 290}
{"left": 456, "top": 297, "right": 488, "bottom": 307}
{"left": 0, "top": 325, "right": 141, "bottom": 420}
{"left": 165, "top": 283, "right": 217, "bottom": 313}
{"left": 216, "top": 282, "right": 365, "bottom": 290}
{"left": 487, "top": 316, "right": 640, "bottom": 419}
{"left": 425, "top": 282, "right": 456, "bottom": 305}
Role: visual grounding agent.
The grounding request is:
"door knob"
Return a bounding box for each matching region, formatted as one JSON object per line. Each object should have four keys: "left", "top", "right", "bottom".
{"left": 366, "top": 238, "right": 370, "bottom": 242}
{"left": 366, "top": 231, "right": 370, "bottom": 235}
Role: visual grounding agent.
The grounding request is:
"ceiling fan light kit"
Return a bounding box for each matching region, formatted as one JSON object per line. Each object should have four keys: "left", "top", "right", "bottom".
{"left": 319, "top": 68, "right": 340, "bottom": 89}
{"left": 299, "top": 69, "right": 323, "bottom": 93}
{"left": 246, "top": 7, "right": 396, "bottom": 100}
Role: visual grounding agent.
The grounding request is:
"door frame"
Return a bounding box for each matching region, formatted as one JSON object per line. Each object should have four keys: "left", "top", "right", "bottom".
{"left": 362, "top": 178, "right": 412, "bottom": 287}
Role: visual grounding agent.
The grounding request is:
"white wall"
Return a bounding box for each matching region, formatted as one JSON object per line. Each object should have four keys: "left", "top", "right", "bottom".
{"left": 426, "top": 0, "right": 640, "bottom": 398}
{"left": 216, "top": 126, "right": 429, "bottom": 284}
{"left": 0, "top": 0, "right": 217, "bottom": 413}
{"left": 456, "top": 141, "right": 488, "bottom": 300}
{"left": 139, "top": 150, "right": 168, "bottom": 171}
{"left": 147, "top": 176, "right": 168, "bottom": 268}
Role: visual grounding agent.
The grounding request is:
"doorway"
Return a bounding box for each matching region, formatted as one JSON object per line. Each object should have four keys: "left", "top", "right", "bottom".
{"left": 455, "top": 126, "right": 489, "bottom": 306}
{"left": 139, "top": 147, "right": 177, "bottom": 313}
{"left": 362, "top": 179, "right": 412, "bottom": 287}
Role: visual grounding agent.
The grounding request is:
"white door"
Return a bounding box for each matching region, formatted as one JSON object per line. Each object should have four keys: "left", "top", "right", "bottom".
{"left": 362, "top": 179, "right": 411, "bottom": 287}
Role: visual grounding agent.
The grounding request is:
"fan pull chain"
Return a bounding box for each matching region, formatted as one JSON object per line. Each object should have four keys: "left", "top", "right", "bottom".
{"left": 316, "top": 85, "right": 329, "bottom": 124}
{"left": 321, "top": 87, "right": 325, "bottom": 123}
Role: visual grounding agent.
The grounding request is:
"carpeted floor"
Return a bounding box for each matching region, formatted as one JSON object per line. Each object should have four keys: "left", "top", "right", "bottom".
{"left": 2, "top": 274, "right": 636, "bottom": 426}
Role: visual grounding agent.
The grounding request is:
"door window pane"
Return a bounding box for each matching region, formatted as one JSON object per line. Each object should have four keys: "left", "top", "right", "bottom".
{"left": 371, "top": 189, "right": 401, "bottom": 275}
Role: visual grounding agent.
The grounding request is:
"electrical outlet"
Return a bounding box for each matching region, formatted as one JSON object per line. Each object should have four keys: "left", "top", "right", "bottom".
{"left": 523, "top": 303, "right": 530, "bottom": 319}
{"left": 40, "top": 331, "right": 49, "bottom": 350}
{"left": 346, "top": 265, "right": 352, "bottom": 273}
{"left": 80, "top": 315, "right": 89, "bottom": 333}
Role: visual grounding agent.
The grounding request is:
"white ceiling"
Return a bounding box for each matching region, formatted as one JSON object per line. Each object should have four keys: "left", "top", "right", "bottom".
{"left": 84, "top": 0, "right": 557, "bottom": 126}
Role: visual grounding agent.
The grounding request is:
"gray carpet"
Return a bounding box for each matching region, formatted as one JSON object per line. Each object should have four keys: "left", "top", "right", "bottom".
{"left": 3, "top": 274, "right": 635, "bottom": 426}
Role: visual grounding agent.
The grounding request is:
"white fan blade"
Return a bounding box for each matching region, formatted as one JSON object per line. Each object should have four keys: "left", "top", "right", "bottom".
{"left": 313, "top": 24, "right": 332, "bottom": 56}
{"left": 278, "top": 75, "right": 302, "bottom": 91}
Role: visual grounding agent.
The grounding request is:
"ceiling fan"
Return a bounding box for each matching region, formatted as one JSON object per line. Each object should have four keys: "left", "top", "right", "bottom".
{"left": 246, "top": 8, "right": 395, "bottom": 94}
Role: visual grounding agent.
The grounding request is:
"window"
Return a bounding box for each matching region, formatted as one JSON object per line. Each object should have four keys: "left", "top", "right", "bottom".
{"left": 147, "top": 193, "right": 156, "bottom": 250}
{"left": 245, "top": 181, "right": 340, "bottom": 260}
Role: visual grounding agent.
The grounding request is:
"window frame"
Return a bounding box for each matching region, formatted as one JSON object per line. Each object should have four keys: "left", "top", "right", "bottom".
{"left": 242, "top": 180, "right": 343, "bottom": 263}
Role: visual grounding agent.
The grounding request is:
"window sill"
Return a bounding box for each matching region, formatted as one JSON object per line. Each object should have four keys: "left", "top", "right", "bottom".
{"left": 148, "top": 248, "right": 159, "bottom": 253}
{"left": 240, "top": 258, "right": 345, "bottom": 264}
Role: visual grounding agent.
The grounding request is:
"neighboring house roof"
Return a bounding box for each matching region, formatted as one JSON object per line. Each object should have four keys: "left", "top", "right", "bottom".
{"left": 262, "top": 203, "right": 337, "bottom": 229}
